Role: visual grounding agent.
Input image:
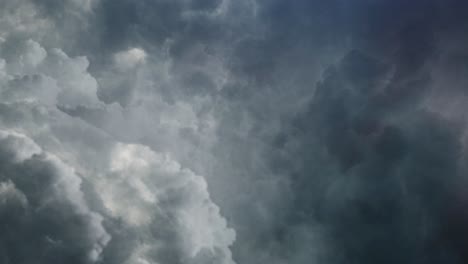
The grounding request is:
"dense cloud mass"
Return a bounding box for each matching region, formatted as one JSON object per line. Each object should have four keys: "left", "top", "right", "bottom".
{"left": 2, "top": 0, "right": 468, "bottom": 263}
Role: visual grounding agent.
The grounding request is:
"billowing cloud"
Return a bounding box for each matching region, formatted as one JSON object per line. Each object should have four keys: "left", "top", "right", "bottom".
{"left": 98, "top": 143, "right": 236, "bottom": 264}
{"left": 0, "top": 130, "right": 110, "bottom": 263}
{"left": 3, "top": 0, "right": 468, "bottom": 263}
{"left": 0, "top": 3, "right": 236, "bottom": 263}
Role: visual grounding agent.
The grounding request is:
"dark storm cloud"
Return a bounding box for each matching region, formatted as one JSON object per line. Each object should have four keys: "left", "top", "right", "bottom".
{"left": 0, "top": 132, "right": 109, "bottom": 264}
{"left": 224, "top": 1, "right": 468, "bottom": 263}
{"left": 202, "top": 1, "right": 468, "bottom": 263}
{"left": 3, "top": 0, "right": 468, "bottom": 263}
{"left": 272, "top": 50, "right": 465, "bottom": 263}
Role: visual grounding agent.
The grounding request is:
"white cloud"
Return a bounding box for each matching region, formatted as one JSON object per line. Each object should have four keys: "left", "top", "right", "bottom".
{"left": 0, "top": 39, "right": 101, "bottom": 108}
{"left": 99, "top": 143, "right": 236, "bottom": 263}
{"left": 0, "top": 8, "right": 236, "bottom": 261}
{"left": 114, "top": 48, "right": 147, "bottom": 71}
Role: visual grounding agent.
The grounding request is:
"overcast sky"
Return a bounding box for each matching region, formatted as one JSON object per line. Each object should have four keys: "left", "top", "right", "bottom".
{"left": 2, "top": 0, "right": 468, "bottom": 263}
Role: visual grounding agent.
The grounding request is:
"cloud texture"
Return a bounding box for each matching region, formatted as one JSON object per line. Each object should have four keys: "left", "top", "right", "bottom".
{"left": 2, "top": 0, "right": 468, "bottom": 263}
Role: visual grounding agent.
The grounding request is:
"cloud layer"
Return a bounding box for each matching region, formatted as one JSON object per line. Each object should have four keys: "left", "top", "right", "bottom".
{"left": 2, "top": 0, "right": 468, "bottom": 263}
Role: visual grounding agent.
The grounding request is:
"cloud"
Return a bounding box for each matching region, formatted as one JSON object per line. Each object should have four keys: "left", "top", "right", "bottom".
{"left": 0, "top": 4, "right": 236, "bottom": 262}
{"left": 264, "top": 48, "right": 467, "bottom": 264}
{"left": 113, "top": 48, "right": 147, "bottom": 70}
{"left": 0, "top": 130, "right": 110, "bottom": 263}
{"left": 0, "top": 39, "right": 101, "bottom": 108}
{"left": 97, "top": 143, "right": 236, "bottom": 264}
{"left": 3, "top": 0, "right": 468, "bottom": 263}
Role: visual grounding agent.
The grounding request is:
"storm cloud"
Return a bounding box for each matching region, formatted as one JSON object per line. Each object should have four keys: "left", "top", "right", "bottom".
{"left": 2, "top": 0, "right": 468, "bottom": 263}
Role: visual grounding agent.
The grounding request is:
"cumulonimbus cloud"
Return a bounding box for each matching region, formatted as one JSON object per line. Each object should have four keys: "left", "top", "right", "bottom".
{"left": 3, "top": 0, "right": 468, "bottom": 264}
{"left": 0, "top": 3, "right": 237, "bottom": 263}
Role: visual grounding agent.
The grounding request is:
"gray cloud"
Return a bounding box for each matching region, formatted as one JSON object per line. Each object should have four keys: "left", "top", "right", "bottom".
{"left": 2, "top": 0, "right": 468, "bottom": 263}
{"left": 272, "top": 50, "right": 466, "bottom": 264}
{"left": 0, "top": 11, "right": 236, "bottom": 263}
{"left": 0, "top": 130, "right": 110, "bottom": 264}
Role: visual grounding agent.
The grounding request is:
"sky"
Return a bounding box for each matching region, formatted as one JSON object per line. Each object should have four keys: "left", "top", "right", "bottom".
{"left": 1, "top": 0, "right": 468, "bottom": 263}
